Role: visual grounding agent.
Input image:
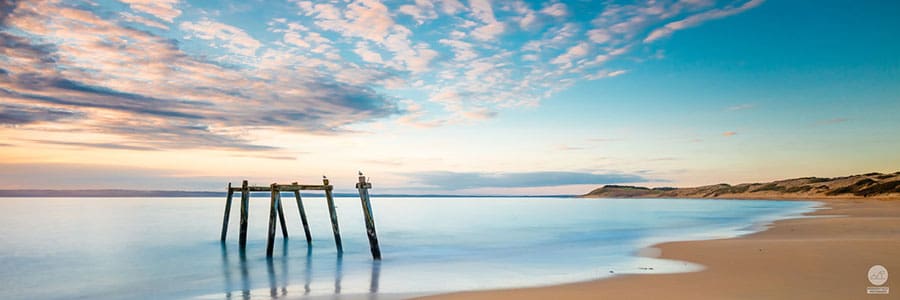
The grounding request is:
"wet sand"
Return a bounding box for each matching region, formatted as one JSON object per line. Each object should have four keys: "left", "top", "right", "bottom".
{"left": 419, "top": 199, "right": 900, "bottom": 300}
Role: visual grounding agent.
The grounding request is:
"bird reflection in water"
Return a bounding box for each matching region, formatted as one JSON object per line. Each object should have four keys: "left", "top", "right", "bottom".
{"left": 219, "top": 241, "right": 380, "bottom": 299}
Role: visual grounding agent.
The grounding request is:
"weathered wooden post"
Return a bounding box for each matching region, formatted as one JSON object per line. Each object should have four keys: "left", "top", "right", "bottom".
{"left": 275, "top": 191, "right": 288, "bottom": 238}
{"left": 293, "top": 182, "right": 312, "bottom": 244}
{"left": 239, "top": 180, "right": 250, "bottom": 249}
{"left": 356, "top": 172, "right": 381, "bottom": 260}
{"left": 221, "top": 176, "right": 378, "bottom": 258}
{"left": 266, "top": 183, "right": 279, "bottom": 257}
{"left": 323, "top": 176, "right": 343, "bottom": 253}
{"left": 220, "top": 182, "right": 234, "bottom": 241}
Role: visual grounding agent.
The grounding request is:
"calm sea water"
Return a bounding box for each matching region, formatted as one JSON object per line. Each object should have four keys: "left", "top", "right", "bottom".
{"left": 0, "top": 197, "right": 817, "bottom": 299}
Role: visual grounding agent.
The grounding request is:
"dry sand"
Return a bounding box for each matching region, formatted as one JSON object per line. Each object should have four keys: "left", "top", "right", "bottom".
{"left": 419, "top": 199, "right": 900, "bottom": 300}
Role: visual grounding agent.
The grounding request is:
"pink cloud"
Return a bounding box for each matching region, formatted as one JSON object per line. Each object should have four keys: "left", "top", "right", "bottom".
{"left": 180, "top": 19, "right": 262, "bottom": 57}
{"left": 119, "top": 0, "right": 182, "bottom": 23}
{"left": 0, "top": 1, "right": 399, "bottom": 151}
{"left": 540, "top": 3, "right": 568, "bottom": 17}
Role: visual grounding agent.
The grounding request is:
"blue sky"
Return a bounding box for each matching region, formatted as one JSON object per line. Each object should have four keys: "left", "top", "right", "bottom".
{"left": 1, "top": 0, "right": 898, "bottom": 194}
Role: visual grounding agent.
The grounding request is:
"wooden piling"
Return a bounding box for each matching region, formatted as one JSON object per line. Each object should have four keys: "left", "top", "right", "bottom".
{"left": 356, "top": 173, "right": 381, "bottom": 260}
{"left": 293, "top": 183, "right": 312, "bottom": 243}
{"left": 323, "top": 176, "right": 343, "bottom": 253}
{"left": 238, "top": 180, "right": 250, "bottom": 249}
{"left": 266, "top": 183, "right": 279, "bottom": 257}
{"left": 223, "top": 175, "right": 377, "bottom": 258}
{"left": 220, "top": 182, "right": 234, "bottom": 241}
{"left": 275, "top": 192, "right": 288, "bottom": 238}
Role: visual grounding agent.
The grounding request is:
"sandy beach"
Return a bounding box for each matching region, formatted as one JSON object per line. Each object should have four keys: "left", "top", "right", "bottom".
{"left": 420, "top": 198, "right": 900, "bottom": 300}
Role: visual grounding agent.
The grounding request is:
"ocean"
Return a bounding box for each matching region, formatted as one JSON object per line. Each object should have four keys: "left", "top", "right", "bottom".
{"left": 0, "top": 197, "right": 818, "bottom": 299}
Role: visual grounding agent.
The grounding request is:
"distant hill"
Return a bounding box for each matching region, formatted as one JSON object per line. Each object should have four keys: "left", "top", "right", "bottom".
{"left": 581, "top": 172, "right": 900, "bottom": 200}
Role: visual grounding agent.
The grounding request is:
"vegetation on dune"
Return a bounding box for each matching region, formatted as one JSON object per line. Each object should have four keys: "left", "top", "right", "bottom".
{"left": 854, "top": 178, "right": 877, "bottom": 186}
{"left": 804, "top": 177, "right": 832, "bottom": 183}
{"left": 784, "top": 185, "right": 813, "bottom": 193}
{"left": 603, "top": 185, "right": 650, "bottom": 190}
{"left": 752, "top": 183, "right": 785, "bottom": 193}
{"left": 726, "top": 185, "right": 752, "bottom": 194}
{"left": 652, "top": 187, "right": 677, "bottom": 191}
{"left": 855, "top": 181, "right": 900, "bottom": 197}
{"left": 826, "top": 186, "right": 855, "bottom": 196}
{"left": 827, "top": 178, "right": 881, "bottom": 196}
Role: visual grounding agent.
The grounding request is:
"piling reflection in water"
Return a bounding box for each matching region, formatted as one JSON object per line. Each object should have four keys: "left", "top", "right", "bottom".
{"left": 334, "top": 253, "right": 343, "bottom": 294}
{"left": 239, "top": 249, "right": 250, "bottom": 299}
{"left": 219, "top": 241, "right": 379, "bottom": 299}
{"left": 369, "top": 260, "right": 381, "bottom": 297}
{"left": 304, "top": 245, "right": 312, "bottom": 296}
{"left": 265, "top": 240, "right": 289, "bottom": 298}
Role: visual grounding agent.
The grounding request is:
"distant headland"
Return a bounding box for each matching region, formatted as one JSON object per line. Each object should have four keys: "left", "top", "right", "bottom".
{"left": 581, "top": 172, "right": 900, "bottom": 200}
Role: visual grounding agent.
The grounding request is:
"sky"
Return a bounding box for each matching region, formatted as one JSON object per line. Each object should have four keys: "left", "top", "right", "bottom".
{"left": 1, "top": 0, "right": 898, "bottom": 194}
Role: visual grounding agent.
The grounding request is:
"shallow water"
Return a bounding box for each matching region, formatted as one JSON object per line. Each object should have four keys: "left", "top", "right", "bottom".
{"left": 0, "top": 197, "right": 817, "bottom": 299}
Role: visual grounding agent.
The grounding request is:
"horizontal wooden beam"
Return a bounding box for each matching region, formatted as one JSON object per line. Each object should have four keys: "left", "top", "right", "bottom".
{"left": 229, "top": 184, "right": 332, "bottom": 192}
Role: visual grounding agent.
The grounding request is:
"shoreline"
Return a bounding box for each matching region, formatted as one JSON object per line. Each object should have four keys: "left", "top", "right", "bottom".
{"left": 418, "top": 198, "right": 900, "bottom": 300}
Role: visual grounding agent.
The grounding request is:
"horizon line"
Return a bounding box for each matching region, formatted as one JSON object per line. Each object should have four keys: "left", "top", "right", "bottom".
{"left": 0, "top": 189, "right": 578, "bottom": 198}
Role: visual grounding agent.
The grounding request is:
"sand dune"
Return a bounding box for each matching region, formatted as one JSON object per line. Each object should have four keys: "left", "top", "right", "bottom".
{"left": 582, "top": 172, "right": 900, "bottom": 200}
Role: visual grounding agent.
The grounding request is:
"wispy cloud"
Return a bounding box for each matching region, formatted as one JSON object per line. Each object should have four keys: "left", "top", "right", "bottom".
{"left": 540, "top": 3, "right": 568, "bottom": 18}
{"left": 587, "top": 69, "right": 628, "bottom": 80}
{"left": 180, "top": 19, "right": 262, "bottom": 57}
{"left": 722, "top": 131, "right": 738, "bottom": 137}
{"left": 469, "top": 0, "right": 506, "bottom": 41}
{"left": 118, "top": 12, "right": 169, "bottom": 30}
{"left": 119, "top": 0, "right": 182, "bottom": 23}
{"left": 644, "top": 0, "right": 765, "bottom": 43}
{"left": 647, "top": 157, "right": 679, "bottom": 162}
{"left": 411, "top": 171, "right": 648, "bottom": 190}
{"left": 726, "top": 103, "right": 755, "bottom": 111}
{"left": 229, "top": 154, "right": 298, "bottom": 161}
{"left": 607, "top": 70, "right": 628, "bottom": 77}
{"left": 816, "top": 117, "right": 849, "bottom": 126}
{"left": 0, "top": 103, "right": 81, "bottom": 125}
{"left": 27, "top": 139, "right": 159, "bottom": 151}
{"left": 555, "top": 145, "right": 585, "bottom": 151}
